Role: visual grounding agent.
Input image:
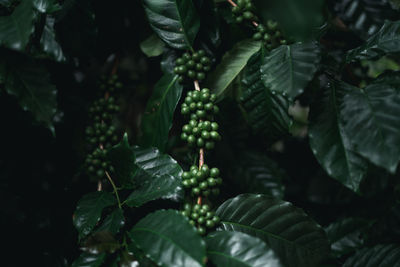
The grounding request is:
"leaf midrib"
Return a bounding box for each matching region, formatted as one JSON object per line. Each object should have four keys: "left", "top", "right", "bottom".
{"left": 172, "top": 0, "right": 192, "bottom": 50}
{"left": 221, "top": 221, "right": 296, "bottom": 247}
{"left": 331, "top": 84, "right": 354, "bottom": 183}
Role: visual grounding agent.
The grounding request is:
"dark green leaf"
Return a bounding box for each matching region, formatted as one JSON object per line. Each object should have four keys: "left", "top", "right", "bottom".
{"left": 140, "top": 34, "right": 165, "bottom": 57}
{"left": 216, "top": 194, "right": 330, "bottom": 267}
{"left": 39, "top": 16, "right": 66, "bottom": 62}
{"left": 128, "top": 210, "right": 206, "bottom": 267}
{"left": 339, "top": 72, "right": 400, "bottom": 173}
{"left": 107, "top": 133, "right": 138, "bottom": 188}
{"left": 347, "top": 20, "right": 400, "bottom": 62}
{"left": 142, "top": 0, "right": 200, "bottom": 50}
{"left": 55, "top": 0, "right": 97, "bottom": 59}
{"left": 325, "top": 217, "right": 371, "bottom": 257}
{"left": 241, "top": 49, "right": 292, "bottom": 142}
{"left": 141, "top": 74, "right": 183, "bottom": 152}
{"left": 195, "top": 0, "right": 221, "bottom": 51}
{"left": 254, "top": 0, "right": 325, "bottom": 41}
{"left": 0, "top": 0, "right": 16, "bottom": 8}
{"left": 82, "top": 231, "right": 120, "bottom": 254}
{"left": 0, "top": 1, "right": 36, "bottom": 51}
{"left": 33, "top": 0, "right": 61, "bottom": 14}
{"left": 123, "top": 146, "right": 183, "bottom": 207}
{"left": 334, "top": 0, "right": 398, "bottom": 40}
{"left": 71, "top": 253, "right": 106, "bottom": 267}
{"left": 206, "top": 231, "right": 283, "bottom": 267}
{"left": 206, "top": 39, "right": 261, "bottom": 99}
{"left": 343, "top": 244, "right": 400, "bottom": 267}
{"left": 160, "top": 48, "right": 179, "bottom": 74}
{"left": 233, "top": 151, "right": 286, "bottom": 198}
{"left": 2, "top": 56, "right": 57, "bottom": 132}
{"left": 73, "top": 192, "right": 117, "bottom": 240}
{"left": 127, "top": 242, "right": 158, "bottom": 266}
{"left": 96, "top": 208, "right": 125, "bottom": 235}
{"left": 260, "top": 42, "right": 321, "bottom": 100}
{"left": 309, "top": 81, "right": 368, "bottom": 192}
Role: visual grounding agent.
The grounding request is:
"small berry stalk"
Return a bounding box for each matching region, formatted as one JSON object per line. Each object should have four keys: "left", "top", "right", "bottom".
{"left": 176, "top": 50, "right": 222, "bottom": 235}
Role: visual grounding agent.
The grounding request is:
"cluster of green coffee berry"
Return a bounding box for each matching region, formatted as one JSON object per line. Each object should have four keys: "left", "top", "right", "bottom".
{"left": 180, "top": 88, "right": 221, "bottom": 149}
{"left": 99, "top": 74, "right": 123, "bottom": 93}
{"left": 85, "top": 148, "right": 114, "bottom": 179}
{"left": 253, "top": 21, "right": 287, "bottom": 49}
{"left": 231, "top": 0, "right": 288, "bottom": 50}
{"left": 84, "top": 76, "right": 121, "bottom": 181}
{"left": 182, "top": 165, "right": 222, "bottom": 197}
{"left": 174, "top": 50, "right": 212, "bottom": 83}
{"left": 182, "top": 203, "right": 220, "bottom": 235}
{"left": 231, "top": 0, "right": 257, "bottom": 23}
{"left": 86, "top": 97, "right": 119, "bottom": 147}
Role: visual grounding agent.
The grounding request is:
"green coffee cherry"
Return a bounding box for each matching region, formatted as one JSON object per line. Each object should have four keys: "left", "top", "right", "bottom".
{"left": 181, "top": 165, "right": 222, "bottom": 197}
{"left": 174, "top": 50, "right": 212, "bottom": 83}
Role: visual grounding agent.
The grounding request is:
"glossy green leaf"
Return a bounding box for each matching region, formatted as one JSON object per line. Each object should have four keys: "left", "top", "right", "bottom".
{"left": 140, "top": 34, "right": 165, "bottom": 57}
{"left": 107, "top": 133, "right": 138, "bottom": 188}
{"left": 233, "top": 151, "right": 286, "bottom": 199}
{"left": 33, "top": 0, "right": 61, "bottom": 14}
{"left": 2, "top": 57, "right": 57, "bottom": 132}
{"left": 254, "top": 0, "right": 325, "bottom": 41}
{"left": 325, "top": 217, "right": 371, "bottom": 257}
{"left": 0, "top": 0, "right": 36, "bottom": 51}
{"left": 141, "top": 74, "right": 183, "bottom": 152}
{"left": 195, "top": 0, "right": 221, "bottom": 51}
{"left": 333, "top": 0, "right": 397, "bottom": 40}
{"left": 339, "top": 72, "right": 400, "bottom": 173}
{"left": 308, "top": 82, "right": 368, "bottom": 192}
{"left": 128, "top": 210, "right": 206, "bottom": 267}
{"left": 123, "top": 146, "right": 183, "bottom": 207}
{"left": 343, "top": 244, "right": 400, "bottom": 267}
{"left": 206, "top": 231, "right": 283, "bottom": 267}
{"left": 260, "top": 42, "right": 321, "bottom": 100}
{"left": 71, "top": 252, "right": 106, "bottom": 267}
{"left": 0, "top": 0, "right": 15, "bottom": 8}
{"left": 82, "top": 231, "right": 120, "bottom": 254}
{"left": 160, "top": 48, "right": 179, "bottom": 74}
{"left": 73, "top": 192, "right": 117, "bottom": 240}
{"left": 40, "top": 16, "right": 66, "bottom": 62}
{"left": 95, "top": 208, "right": 125, "bottom": 235}
{"left": 216, "top": 194, "right": 330, "bottom": 267}
{"left": 142, "top": 0, "right": 200, "bottom": 50}
{"left": 127, "top": 241, "right": 158, "bottom": 266}
{"left": 206, "top": 39, "right": 261, "bottom": 99}
{"left": 347, "top": 21, "right": 400, "bottom": 62}
{"left": 241, "top": 49, "right": 292, "bottom": 142}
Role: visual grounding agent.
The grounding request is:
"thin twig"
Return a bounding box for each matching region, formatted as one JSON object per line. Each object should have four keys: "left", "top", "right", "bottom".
{"left": 97, "top": 180, "right": 102, "bottom": 191}
{"left": 194, "top": 80, "right": 203, "bottom": 206}
{"left": 227, "top": 0, "right": 237, "bottom": 7}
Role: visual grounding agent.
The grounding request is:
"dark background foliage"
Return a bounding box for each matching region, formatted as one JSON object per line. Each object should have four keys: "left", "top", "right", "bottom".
{"left": 1, "top": 0, "right": 400, "bottom": 266}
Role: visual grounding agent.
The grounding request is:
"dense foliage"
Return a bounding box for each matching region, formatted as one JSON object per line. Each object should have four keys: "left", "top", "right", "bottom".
{"left": 1, "top": 0, "right": 400, "bottom": 266}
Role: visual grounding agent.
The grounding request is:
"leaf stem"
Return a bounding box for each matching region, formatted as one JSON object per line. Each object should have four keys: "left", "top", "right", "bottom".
{"left": 105, "top": 170, "right": 122, "bottom": 209}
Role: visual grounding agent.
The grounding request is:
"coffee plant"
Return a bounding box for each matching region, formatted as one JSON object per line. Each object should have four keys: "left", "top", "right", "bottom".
{"left": 2, "top": 0, "right": 400, "bottom": 266}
